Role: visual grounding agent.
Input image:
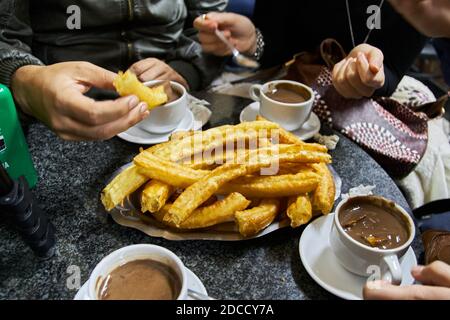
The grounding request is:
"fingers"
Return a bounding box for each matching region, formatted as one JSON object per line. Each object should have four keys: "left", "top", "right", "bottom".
{"left": 136, "top": 64, "right": 189, "bottom": 89}
{"left": 363, "top": 280, "right": 450, "bottom": 300}
{"left": 77, "top": 62, "right": 117, "bottom": 91}
{"left": 57, "top": 89, "right": 141, "bottom": 126}
{"left": 333, "top": 58, "right": 362, "bottom": 99}
{"left": 333, "top": 52, "right": 385, "bottom": 99}
{"left": 138, "top": 63, "right": 169, "bottom": 82}
{"left": 346, "top": 58, "right": 374, "bottom": 97}
{"left": 366, "top": 46, "right": 384, "bottom": 72}
{"left": 129, "top": 58, "right": 188, "bottom": 88}
{"left": 412, "top": 262, "right": 450, "bottom": 287}
{"left": 129, "top": 58, "right": 159, "bottom": 77}
{"left": 356, "top": 53, "right": 385, "bottom": 88}
{"left": 195, "top": 13, "right": 233, "bottom": 56}
{"left": 57, "top": 101, "right": 149, "bottom": 141}
{"left": 194, "top": 14, "right": 218, "bottom": 32}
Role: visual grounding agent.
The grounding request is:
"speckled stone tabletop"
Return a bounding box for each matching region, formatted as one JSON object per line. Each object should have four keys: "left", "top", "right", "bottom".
{"left": 0, "top": 93, "right": 422, "bottom": 300}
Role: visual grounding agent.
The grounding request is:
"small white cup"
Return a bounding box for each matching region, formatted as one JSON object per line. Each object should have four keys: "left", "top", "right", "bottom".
{"left": 249, "top": 80, "right": 314, "bottom": 131}
{"left": 330, "top": 195, "right": 415, "bottom": 285}
{"left": 137, "top": 80, "right": 187, "bottom": 134}
{"left": 86, "top": 244, "right": 188, "bottom": 300}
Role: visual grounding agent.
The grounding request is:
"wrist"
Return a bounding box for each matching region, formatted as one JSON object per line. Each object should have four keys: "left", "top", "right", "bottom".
{"left": 11, "top": 65, "right": 43, "bottom": 116}
{"left": 246, "top": 29, "right": 258, "bottom": 56}
{"left": 251, "top": 28, "right": 264, "bottom": 61}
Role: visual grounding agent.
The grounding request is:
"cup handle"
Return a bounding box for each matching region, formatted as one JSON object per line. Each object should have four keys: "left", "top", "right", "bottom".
{"left": 382, "top": 254, "right": 402, "bottom": 285}
{"left": 249, "top": 84, "right": 262, "bottom": 102}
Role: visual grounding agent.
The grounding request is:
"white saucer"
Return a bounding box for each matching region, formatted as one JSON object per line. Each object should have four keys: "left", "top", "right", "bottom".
{"left": 74, "top": 266, "right": 207, "bottom": 300}
{"left": 239, "top": 102, "right": 321, "bottom": 140}
{"left": 117, "top": 109, "right": 194, "bottom": 145}
{"left": 299, "top": 213, "right": 417, "bottom": 300}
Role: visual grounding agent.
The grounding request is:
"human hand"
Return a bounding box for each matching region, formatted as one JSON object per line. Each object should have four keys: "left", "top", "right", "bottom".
{"left": 364, "top": 261, "right": 450, "bottom": 300}
{"left": 332, "top": 44, "right": 385, "bottom": 99}
{"left": 11, "top": 61, "right": 149, "bottom": 141}
{"left": 129, "top": 58, "right": 188, "bottom": 89}
{"left": 389, "top": 0, "right": 450, "bottom": 37}
{"left": 193, "top": 12, "right": 257, "bottom": 56}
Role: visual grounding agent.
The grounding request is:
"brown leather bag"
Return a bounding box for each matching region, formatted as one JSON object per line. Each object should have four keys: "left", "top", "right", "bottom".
{"left": 284, "top": 39, "right": 447, "bottom": 178}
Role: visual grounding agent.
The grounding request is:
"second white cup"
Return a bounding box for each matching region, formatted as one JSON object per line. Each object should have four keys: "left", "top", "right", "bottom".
{"left": 249, "top": 80, "right": 314, "bottom": 131}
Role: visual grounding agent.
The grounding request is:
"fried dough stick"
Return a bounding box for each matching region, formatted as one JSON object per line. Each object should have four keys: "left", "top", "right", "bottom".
{"left": 153, "top": 121, "right": 280, "bottom": 161}
{"left": 141, "top": 180, "right": 174, "bottom": 213}
{"left": 101, "top": 165, "right": 149, "bottom": 211}
{"left": 287, "top": 194, "right": 313, "bottom": 227}
{"left": 235, "top": 199, "right": 280, "bottom": 237}
{"left": 134, "top": 152, "right": 209, "bottom": 188}
{"left": 218, "top": 172, "right": 319, "bottom": 198}
{"left": 256, "top": 115, "right": 327, "bottom": 152}
{"left": 134, "top": 146, "right": 330, "bottom": 188}
{"left": 166, "top": 164, "right": 248, "bottom": 226}
{"left": 113, "top": 70, "right": 168, "bottom": 109}
{"left": 151, "top": 192, "right": 251, "bottom": 229}
{"left": 311, "top": 163, "right": 335, "bottom": 215}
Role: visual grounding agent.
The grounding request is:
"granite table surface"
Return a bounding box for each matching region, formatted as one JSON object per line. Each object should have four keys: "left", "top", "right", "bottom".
{"left": 0, "top": 92, "right": 422, "bottom": 300}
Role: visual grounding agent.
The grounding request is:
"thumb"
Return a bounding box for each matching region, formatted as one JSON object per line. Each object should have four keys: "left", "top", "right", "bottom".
{"left": 205, "top": 12, "right": 237, "bottom": 29}
{"left": 194, "top": 14, "right": 218, "bottom": 32}
{"left": 412, "top": 262, "right": 450, "bottom": 287}
{"left": 363, "top": 280, "right": 450, "bottom": 300}
{"left": 366, "top": 48, "right": 384, "bottom": 74}
{"left": 78, "top": 63, "right": 116, "bottom": 91}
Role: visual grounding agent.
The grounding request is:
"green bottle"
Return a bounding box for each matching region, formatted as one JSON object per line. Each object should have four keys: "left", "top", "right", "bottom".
{"left": 0, "top": 84, "right": 37, "bottom": 188}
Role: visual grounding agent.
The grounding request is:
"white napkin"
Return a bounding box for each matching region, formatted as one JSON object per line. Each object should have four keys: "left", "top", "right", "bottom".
{"left": 188, "top": 94, "right": 211, "bottom": 130}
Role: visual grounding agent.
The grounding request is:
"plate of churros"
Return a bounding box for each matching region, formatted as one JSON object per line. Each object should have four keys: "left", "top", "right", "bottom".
{"left": 101, "top": 119, "right": 341, "bottom": 241}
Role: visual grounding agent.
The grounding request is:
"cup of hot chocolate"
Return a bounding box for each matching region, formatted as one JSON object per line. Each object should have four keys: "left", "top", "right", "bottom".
{"left": 86, "top": 244, "right": 187, "bottom": 300}
{"left": 137, "top": 80, "right": 187, "bottom": 134}
{"left": 330, "top": 195, "right": 415, "bottom": 285}
{"left": 249, "top": 80, "right": 314, "bottom": 131}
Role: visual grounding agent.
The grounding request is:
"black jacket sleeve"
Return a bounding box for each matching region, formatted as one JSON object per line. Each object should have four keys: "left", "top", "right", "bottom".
{"left": 0, "top": 0, "right": 43, "bottom": 87}
{"left": 253, "top": 0, "right": 427, "bottom": 97}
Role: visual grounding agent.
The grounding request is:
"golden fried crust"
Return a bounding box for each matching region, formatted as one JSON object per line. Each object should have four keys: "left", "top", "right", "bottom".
{"left": 153, "top": 193, "right": 251, "bottom": 229}
{"left": 113, "top": 70, "right": 168, "bottom": 109}
{"left": 311, "top": 163, "right": 335, "bottom": 214}
{"left": 235, "top": 198, "right": 280, "bottom": 237}
{"left": 218, "top": 172, "right": 320, "bottom": 198}
{"left": 141, "top": 180, "right": 174, "bottom": 213}
{"left": 170, "top": 130, "right": 195, "bottom": 141}
{"left": 166, "top": 164, "right": 247, "bottom": 227}
{"left": 133, "top": 152, "right": 208, "bottom": 188}
{"left": 287, "top": 194, "right": 313, "bottom": 228}
{"left": 101, "top": 165, "right": 149, "bottom": 211}
{"left": 256, "top": 115, "right": 328, "bottom": 153}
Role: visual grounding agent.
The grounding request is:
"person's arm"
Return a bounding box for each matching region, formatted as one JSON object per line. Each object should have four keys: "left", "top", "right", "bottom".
{"left": 389, "top": 0, "right": 450, "bottom": 38}
{"left": 1, "top": 1, "right": 149, "bottom": 140}
{"left": 166, "top": 0, "right": 228, "bottom": 91}
{"left": 373, "top": 7, "right": 427, "bottom": 97}
{"left": 0, "top": 0, "right": 43, "bottom": 87}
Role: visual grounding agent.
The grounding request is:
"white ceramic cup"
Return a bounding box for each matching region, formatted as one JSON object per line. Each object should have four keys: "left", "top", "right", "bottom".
{"left": 330, "top": 195, "right": 415, "bottom": 285}
{"left": 86, "top": 244, "right": 188, "bottom": 300}
{"left": 137, "top": 80, "right": 187, "bottom": 134}
{"left": 249, "top": 80, "right": 314, "bottom": 131}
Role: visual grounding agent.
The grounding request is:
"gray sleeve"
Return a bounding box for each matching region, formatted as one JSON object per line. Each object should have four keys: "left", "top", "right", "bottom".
{"left": 0, "top": 0, "right": 43, "bottom": 87}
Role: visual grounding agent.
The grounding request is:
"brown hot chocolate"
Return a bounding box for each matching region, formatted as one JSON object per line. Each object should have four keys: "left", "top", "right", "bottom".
{"left": 339, "top": 197, "right": 410, "bottom": 250}
{"left": 265, "top": 83, "right": 310, "bottom": 104}
{"left": 98, "top": 259, "right": 181, "bottom": 300}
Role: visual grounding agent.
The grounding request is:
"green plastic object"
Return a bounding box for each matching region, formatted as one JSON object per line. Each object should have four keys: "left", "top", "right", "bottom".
{"left": 0, "top": 84, "right": 37, "bottom": 188}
